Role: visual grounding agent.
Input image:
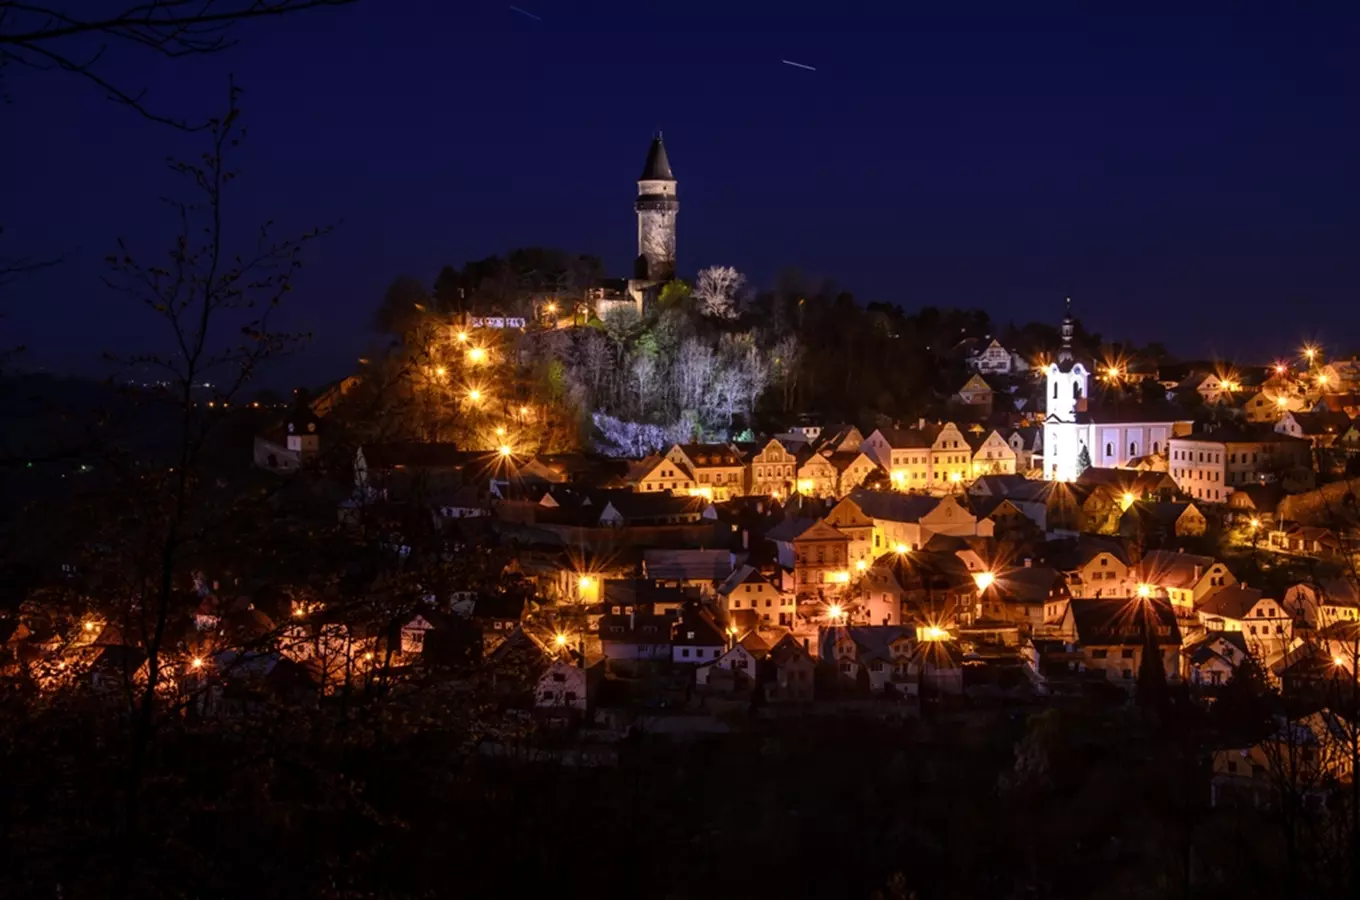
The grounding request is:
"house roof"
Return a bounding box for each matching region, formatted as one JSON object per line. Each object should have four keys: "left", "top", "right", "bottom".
{"left": 1076, "top": 468, "right": 1176, "bottom": 496}
{"left": 599, "top": 612, "right": 673, "bottom": 644}
{"left": 1227, "top": 483, "right": 1284, "bottom": 513}
{"left": 871, "top": 427, "right": 933, "bottom": 449}
{"left": 597, "top": 491, "right": 707, "bottom": 524}
{"left": 718, "top": 564, "right": 775, "bottom": 595}
{"left": 765, "top": 517, "right": 818, "bottom": 542}
{"left": 820, "top": 624, "right": 913, "bottom": 663}
{"left": 767, "top": 633, "right": 814, "bottom": 667}
{"left": 672, "top": 610, "right": 726, "bottom": 647}
{"left": 847, "top": 487, "right": 939, "bottom": 523}
{"left": 1136, "top": 549, "right": 1224, "bottom": 588}
{"left": 643, "top": 548, "right": 734, "bottom": 582}
{"left": 673, "top": 443, "right": 743, "bottom": 468}
{"left": 1288, "top": 410, "right": 1352, "bottom": 436}
{"left": 827, "top": 450, "right": 874, "bottom": 473}
{"left": 1069, "top": 598, "right": 1182, "bottom": 646}
{"left": 1198, "top": 585, "right": 1265, "bottom": 620}
{"left": 995, "top": 566, "right": 1068, "bottom": 604}
{"left": 738, "top": 630, "right": 772, "bottom": 658}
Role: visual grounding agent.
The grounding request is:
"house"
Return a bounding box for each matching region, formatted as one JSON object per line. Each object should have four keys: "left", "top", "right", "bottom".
{"left": 764, "top": 634, "right": 815, "bottom": 702}
{"left": 1243, "top": 390, "right": 1306, "bottom": 424}
{"left": 846, "top": 487, "right": 940, "bottom": 556}
{"left": 695, "top": 640, "right": 761, "bottom": 689}
{"left": 671, "top": 610, "right": 727, "bottom": 665}
{"left": 795, "top": 451, "right": 839, "bottom": 498}
{"left": 969, "top": 430, "right": 1017, "bottom": 478}
{"left": 862, "top": 549, "right": 978, "bottom": 629}
{"left": 986, "top": 563, "right": 1070, "bottom": 630}
{"left": 1283, "top": 579, "right": 1360, "bottom": 629}
{"left": 643, "top": 549, "right": 735, "bottom": 592}
{"left": 1118, "top": 501, "right": 1208, "bottom": 541}
{"left": 1267, "top": 524, "right": 1342, "bottom": 560}
{"left": 786, "top": 519, "right": 853, "bottom": 597}
{"left": 1133, "top": 550, "right": 1235, "bottom": 618}
{"left": 1060, "top": 540, "right": 1132, "bottom": 599}
{"left": 1225, "top": 483, "right": 1284, "bottom": 523}
{"left": 1007, "top": 427, "right": 1042, "bottom": 473}
{"left": 819, "top": 625, "right": 918, "bottom": 694}
{"left": 253, "top": 414, "right": 322, "bottom": 472}
{"left": 1168, "top": 425, "right": 1312, "bottom": 501}
{"left": 625, "top": 455, "right": 697, "bottom": 495}
{"left": 664, "top": 443, "right": 746, "bottom": 500}
{"left": 1197, "top": 585, "right": 1293, "bottom": 657}
{"left": 598, "top": 612, "right": 672, "bottom": 662}
{"left": 1212, "top": 710, "right": 1354, "bottom": 808}
{"left": 1174, "top": 371, "right": 1237, "bottom": 406}
{"left": 718, "top": 564, "right": 794, "bottom": 626}
{"left": 812, "top": 424, "right": 865, "bottom": 455}
{"left": 399, "top": 613, "right": 436, "bottom": 656}
{"left": 747, "top": 438, "right": 799, "bottom": 498}
{"left": 1276, "top": 409, "right": 1352, "bottom": 448}
{"left": 1185, "top": 631, "right": 1249, "bottom": 687}
{"left": 969, "top": 338, "right": 1017, "bottom": 375}
{"left": 534, "top": 660, "right": 596, "bottom": 713}
{"left": 89, "top": 645, "right": 149, "bottom": 694}
{"left": 823, "top": 496, "right": 876, "bottom": 569}
{"left": 929, "top": 422, "right": 973, "bottom": 490}
{"left": 433, "top": 484, "right": 492, "bottom": 520}
{"left": 955, "top": 373, "right": 995, "bottom": 411}
{"left": 1065, "top": 597, "right": 1182, "bottom": 686}
{"left": 1075, "top": 467, "right": 1178, "bottom": 499}
{"left": 862, "top": 426, "right": 934, "bottom": 489}
{"left": 595, "top": 492, "right": 707, "bottom": 527}
{"left": 919, "top": 493, "right": 992, "bottom": 538}
{"left": 830, "top": 451, "right": 880, "bottom": 496}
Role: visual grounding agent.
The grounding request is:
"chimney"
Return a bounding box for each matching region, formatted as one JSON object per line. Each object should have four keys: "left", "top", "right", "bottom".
{"left": 1193, "top": 565, "right": 1202, "bottom": 582}
{"left": 1024, "top": 558, "right": 1033, "bottom": 568}
{"left": 918, "top": 418, "right": 927, "bottom": 430}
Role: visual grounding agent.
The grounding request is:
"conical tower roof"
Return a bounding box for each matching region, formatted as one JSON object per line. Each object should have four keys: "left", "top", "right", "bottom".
{"left": 639, "top": 135, "right": 674, "bottom": 181}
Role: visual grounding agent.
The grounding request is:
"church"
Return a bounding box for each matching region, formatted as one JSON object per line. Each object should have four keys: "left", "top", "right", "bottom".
{"left": 1041, "top": 300, "right": 1193, "bottom": 481}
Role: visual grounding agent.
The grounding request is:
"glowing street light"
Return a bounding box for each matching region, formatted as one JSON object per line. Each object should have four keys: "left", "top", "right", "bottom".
{"left": 949, "top": 471, "right": 963, "bottom": 483}
{"left": 1249, "top": 517, "right": 1261, "bottom": 531}
{"left": 190, "top": 657, "right": 203, "bottom": 669}
{"left": 827, "top": 604, "right": 844, "bottom": 622}
{"left": 467, "top": 346, "right": 487, "bottom": 365}
{"left": 434, "top": 366, "right": 447, "bottom": 378}
{"left": 920, "top": 625, "right": 949, "bottom": 642}
{"left": 855, "top": 559, "right": 867, "bottom": 572}
{"left": 1303, "top": 345, "right": 1318, "bottom": 363}
{"left": 1276, "top": 396, "right": 1289, "bottom": 408}
{"left": 495, "top": 425, "right": 506, "bottom": 437}
{"left": 467, "top": 388, "right": 483, "bottom": 404}
{"left": 1334, "top": 656, "right": 1346, "bottom": 667}
{"left": 498, "top": 445, "right": 513, "bottom": 458}
{"left": 554, "top": 632, "right": 568, "bottom": 648}
{"left": 894, "top": 542, "right": 909, "bottom": 554}
{"left": 973, "top": 571, "right": 995, "bottom": 591}
{"left": 1137, "top": 583, "right": 1152, "bottom": 598}
{"left": 578, "top": 575, "right": 595, "bottom": 591}
{"left": 455, "top": 331, "right": 469, "bottom": 343}
{"left": 1122, "top": 491, "right": 1136, "bottom": 506}
{"left": 545, "top": 302, "right": 558, "bottom": 315}
{"left": 1318, "top": 373, "right": 1330, "bottom": 387}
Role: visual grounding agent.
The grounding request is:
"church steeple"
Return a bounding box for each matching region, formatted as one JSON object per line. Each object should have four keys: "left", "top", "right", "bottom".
{"left": 1059, "top": 297, "right": 1075, "bottom": 363}
{"left": 635, "top": 134, "right": 678, "bottom": 283}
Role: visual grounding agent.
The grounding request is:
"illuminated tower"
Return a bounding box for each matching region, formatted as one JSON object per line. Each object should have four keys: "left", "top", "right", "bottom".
{"left": 1043, "top": 298, "right": 1090, "bottom": 480}
{"left": 634, "top": 134, "right": 678, "bottom": 282}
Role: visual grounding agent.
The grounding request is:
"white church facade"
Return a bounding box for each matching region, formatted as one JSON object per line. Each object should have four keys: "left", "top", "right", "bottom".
{"left": 1041, "top": 301, "right": 1191, "bottom": 482}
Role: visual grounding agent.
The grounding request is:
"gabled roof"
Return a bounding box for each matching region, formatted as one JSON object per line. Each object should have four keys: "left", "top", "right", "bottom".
{"left": 768, "top": 633, "right": 814, "bottom": 667}
{"left": 869, "top": 427, "right": 933, "bottom": 449}
{"left": 1069, "top": 598, "right": 1181, "bottom": 646}
{"left": 1287, "top": 410, "right": 1351, "bottom": 436}
{"left": 1076, "top": 468, "right": 1176, "bottom": 495}
{"left": 718, "top": 564, "right": 776, "bottom": 595}
{"left": 820, "top": 624, "right": 914, "bottom": 663}
{"left": 360, "top": 443, "right": 475, "bottom": 470}
{"left": 994, "top": 566, "right": 1068, "bottom": 604}
{"left": 644, "top": 548, "right": 734, "bottom": 581}
{"left": 847, "top": 487, "right": 939, "bottom": 523}
{"left": 1135, "top": 549, "right": 1224, "bottom": 588}
{"left": 765, "top": 517, "right": 818, "bottom": 543}
{"left": 672, "top": 443, "right": 743, "bottom": 468}
{"left": 597, "top": 491, "right": 707, "bottom": 524}
{"left": 672, "top": 610, "right": 726, "bottom": 647}
{"left": 827, "top": 450, "right": 875, "bottom": 473}
{"left": 1198, "top": 585, "right": 1267, "bottom": 621}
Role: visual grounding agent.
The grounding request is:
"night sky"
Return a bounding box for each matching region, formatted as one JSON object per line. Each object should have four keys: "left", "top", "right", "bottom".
{"left": 4, "top": 3, "right": 1359, "bottom": 386}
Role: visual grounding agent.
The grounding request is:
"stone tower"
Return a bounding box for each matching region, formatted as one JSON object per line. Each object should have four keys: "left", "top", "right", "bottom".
{"left": 634, "top": 134, "right": 678, "bottom": 282}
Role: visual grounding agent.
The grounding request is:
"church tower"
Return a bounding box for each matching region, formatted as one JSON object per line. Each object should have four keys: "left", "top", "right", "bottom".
{"left": 634, "top": 134, "right": 678, "bottom": 282}
{"left": 1045, "top": 298, "right": 1089, "bottom": 421}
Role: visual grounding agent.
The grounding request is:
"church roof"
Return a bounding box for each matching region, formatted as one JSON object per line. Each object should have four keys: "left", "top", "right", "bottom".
{"left": 640, "top": 136, "right": 675, "bottom": 181}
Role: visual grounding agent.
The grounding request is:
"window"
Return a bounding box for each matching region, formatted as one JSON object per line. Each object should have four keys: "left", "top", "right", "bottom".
{"left": 1130, "top": 442, "right": 1137, "bottom": 457}
{"left": 1106, "top": 442, "right": 1113, "bottom": 457}
{"left": 552, "top": 672, "right": 566, "bottom": 682}
{"left": 1121, "top": 649, "right": 1135, "bottom": 659}
{"left": 1092, "top": 649, "right": 1108, "bottom": 659}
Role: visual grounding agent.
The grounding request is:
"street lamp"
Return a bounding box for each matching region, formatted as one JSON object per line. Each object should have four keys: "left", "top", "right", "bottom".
{"left": 973, "top": 571, "right": 995, "bottom": 591}
{"left": 467, "top": 388, "right": 483, "bottom": 404}
{"left": 827, "top": 604, "right": 844, "bottom": 623}
{"left": 1137, "top": 583, "right": 1152, "bottom": 598}
{"left": 455, "top": 331, "right": 469, "bottom": 343}
{"left": 498, "top": 445, "right": 512, "bottom": 458}
{"left": 467, "top": 346, "right": 487, "bottom": 365}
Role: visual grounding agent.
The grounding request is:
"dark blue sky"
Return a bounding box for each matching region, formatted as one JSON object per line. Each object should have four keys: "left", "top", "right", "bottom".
{"left": 3, "top": 2, "right": 1358, "bottom": 385}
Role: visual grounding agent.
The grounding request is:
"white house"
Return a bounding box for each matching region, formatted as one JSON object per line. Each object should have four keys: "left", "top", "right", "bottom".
{"left": 969, "top": 339, "right": 1015, "bottom": 375}
{"left": 695, "top": 642, "right": 760, "bottom": 687}
{"left": 535, "top": 660, "right": 590, "bottom": 711}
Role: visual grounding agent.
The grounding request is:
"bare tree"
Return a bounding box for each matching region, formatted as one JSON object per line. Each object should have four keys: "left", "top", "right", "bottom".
{"left": 674, "top": 336, "right": 713, "bottom": 414}
{"left": 1, "top": 0, "right": 355, "bottom": 127}
{"left": 694, "top": 265, "right": 745, "bottom": 320}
